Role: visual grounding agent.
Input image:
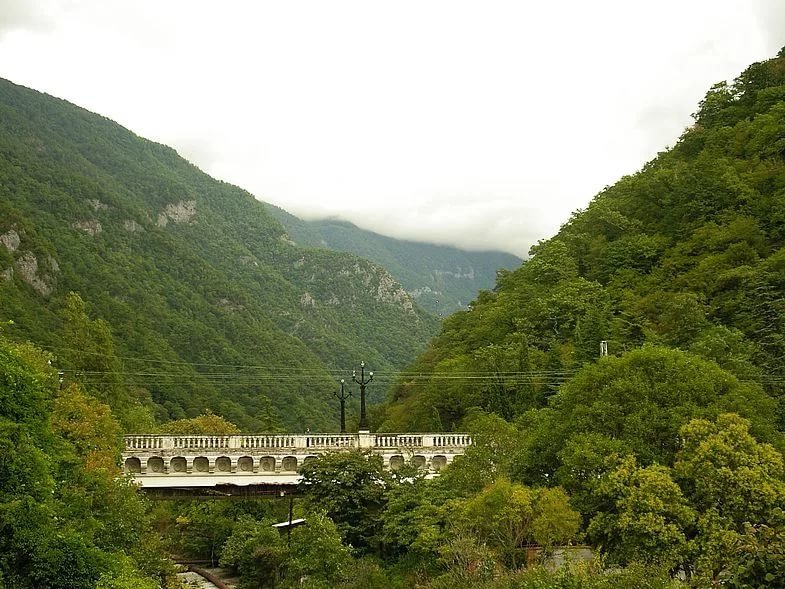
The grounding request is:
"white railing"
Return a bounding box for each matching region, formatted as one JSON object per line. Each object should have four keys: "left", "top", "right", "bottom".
{"left": 240, "top": 435, "right": 297, "bottom": 449}
{"left": 375, "top": 434, "right": 423, "bottom": 448}
{"left": 305, "top": 434, "right": 357, "bottom": 449}
{"left": 432, "top": 434, "right": 472, "bottom": 447}
{"left": 124, "top": 433, "right": 471, "bottom": 453}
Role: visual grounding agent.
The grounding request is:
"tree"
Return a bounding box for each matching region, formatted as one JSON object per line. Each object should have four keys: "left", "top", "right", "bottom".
{"left": 175, "top": 502, "right": 237, "bottom": 566}
{"left": 675, "top": 413, "right": 785, "bottom": 527}
{"left": 61, "top": 292, "right": 125, "bottom": 409}
{"left": 287, "top": 512, "right": 351, "bottom": 587}
{"left": 0, "top": 337, "right": 175, "bottom": 588}
{"left": 299, "top": 451, "right": 388, "bottom": 553}
{"left": 456, "top": 479, "right": 532, "bottom": 569}
{"left": 157, "top": 409, "right": 241, "bottom": 435}
{"left": 673, "top": 414, "right": 785, "bottom": 580}
{"left": 518, "top": 346, "right": 778, "bottom": 486}
{"left": 588, "top": 456, "right": 695, "bottom": 567}
{"left": 52, "top": 383, "right": 121, "bottom": 471}
{"left": 725, "top": 509, "right": 785, "bottom": 589}
{"left": 439, "top": 410, "right": 524, "bottom": 495}
{"left": 382, "top": 475, "right": 452, "bottom": 559}
{"left": 554, "top": 432, "right": 631, "bottom": 518}
{"left": 220, "top": 516, "right": 286, "bottom": 589}
{"left": 531, "top": 487, "right": 581, "bottom": 549}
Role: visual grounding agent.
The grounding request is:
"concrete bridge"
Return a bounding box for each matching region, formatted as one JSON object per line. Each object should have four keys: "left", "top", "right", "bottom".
{"left": 123, "top": 432, "right": 471, "bottom": 492}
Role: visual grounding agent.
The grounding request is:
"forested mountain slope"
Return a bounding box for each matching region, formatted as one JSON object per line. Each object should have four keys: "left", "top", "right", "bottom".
{"left": 264, "top": 204, "right": 522, "bottom": 316}
{"left": 382, "top": 48, "right": 785, "bottom": 432}
{"left": 0, "top": 78, "right": 440, "bottom": 431}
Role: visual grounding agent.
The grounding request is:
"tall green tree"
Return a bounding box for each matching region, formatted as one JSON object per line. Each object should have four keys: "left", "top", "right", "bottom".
{"left": 299, "top": 451, "right": 389, "bottom": 554}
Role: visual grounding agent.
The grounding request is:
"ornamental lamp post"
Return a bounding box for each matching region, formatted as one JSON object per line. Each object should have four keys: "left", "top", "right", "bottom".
{"left": 352, "top": 361, "right": 373, "bottom": 432}
{"left": 333, "top": 379, "right": 352, "bottom": 434}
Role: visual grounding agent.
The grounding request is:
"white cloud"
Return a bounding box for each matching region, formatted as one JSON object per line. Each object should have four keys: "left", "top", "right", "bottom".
{"left": 0, "top": 0, "right": 782, "bottom": 256}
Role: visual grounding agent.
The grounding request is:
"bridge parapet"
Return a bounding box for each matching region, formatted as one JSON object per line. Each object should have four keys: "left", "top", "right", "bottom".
{"left": 122, "top": 432, "right": 471, "bottom": 488}
{"left": 124, "top": 433, "right": 471, "bottom": 453}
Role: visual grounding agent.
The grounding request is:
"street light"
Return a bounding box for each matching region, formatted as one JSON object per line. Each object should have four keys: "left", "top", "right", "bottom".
{"left": 352, "top": 361, "right": 373, "bottom": 432}
{"left": 333, "top": 379, "right": 352, "bottom": 434}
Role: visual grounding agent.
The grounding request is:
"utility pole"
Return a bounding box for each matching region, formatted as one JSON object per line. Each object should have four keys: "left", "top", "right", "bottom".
{"left": 333, "top": 379, "right": 351, "bottom": 433}
{"left": 352, "top": 361, "right": 373, "bottom": 432}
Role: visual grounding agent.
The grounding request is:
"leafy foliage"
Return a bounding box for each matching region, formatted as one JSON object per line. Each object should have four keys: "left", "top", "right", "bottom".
{"left": 156, "top": 410, "right": 243, "bottom": 435}
{"left": 383, "top": 48, "right": 785, "bottom": 433}
{"left": 0, "top": 337, "right": 175, "bottom": 588}
{"left": 0, "top": 77, "right": 440, "bottom": 431}
{"left": 299, "top": 451, "right": 389, "bottom": 553}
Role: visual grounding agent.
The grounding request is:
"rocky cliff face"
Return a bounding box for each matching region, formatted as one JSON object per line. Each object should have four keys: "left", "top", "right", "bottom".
{"left": 265, "top": 206, "right": 522, "bottom": 316}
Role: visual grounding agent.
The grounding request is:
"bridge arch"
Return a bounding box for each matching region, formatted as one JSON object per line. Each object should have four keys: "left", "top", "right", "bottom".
{"left": 260, "top": 456, "right": 276, "bottom": 472}
{"left": 170, "top": 456, "right": 187, "bottom": 473}
{"left": 147, "top": 456, "right": 164, "bottom": 473}
{"left": 412, "top": 455, "right": 426, "bottom": 469}
{"left": 193, "top": 456, "right": 209, "bottom": 473}
{"left": 389, "top": 455, "right": 404, "bottom": 470}
{"left": 215, "top": 456, "right": 232, "bottom": 472}
{"left": 237, "top": 456, "right": 254, "bottom": 473}
{"left": 125, "top": 457, "right": 141, "bottom": 473}
{"left": 431, "top": 455, "right": 447, "bottom": 472}
{"left": 281, "top": 456, "right": 298, "bottom": 472}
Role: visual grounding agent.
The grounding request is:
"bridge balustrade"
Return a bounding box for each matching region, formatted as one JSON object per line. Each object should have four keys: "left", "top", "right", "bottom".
{"left": 375, "top": 434, "right": 423, "bottom": 447}
{"left": 122, "top": 432, "right": 471, "bottom": 486}
{"left": 432, "top": 434, "right": 472, "bottom": 447}
{"left": 305, "top": 434, "right": 356, "bottom": 448}
{"left": 124, "top": 433, "right": 472, "bottom": 453}
{"left": 240, "top": 435, "right": 297, "bottom": 449}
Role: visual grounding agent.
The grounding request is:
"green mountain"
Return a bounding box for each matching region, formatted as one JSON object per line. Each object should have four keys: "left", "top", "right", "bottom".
{"left": 0, "top": 77, "right": 441, "bottom": 431}
{"left": 263, "top": 205, "right": 522, "bottom": 316}
{"left": 382, "top": 47, "right": 785, "bottom": 432}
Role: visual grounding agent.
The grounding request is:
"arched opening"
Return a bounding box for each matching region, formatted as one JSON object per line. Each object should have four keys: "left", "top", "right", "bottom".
{"left": 193, "top": 457, "right": 209, "bottom": 473}
{"left": 170, "top": 456, "right": 187, "bottom": 473}
{"left": 303, "top": 456, "right": 317, "bottom": 466}
{"left": 147, "top": 457, "right": 164, "bottom": 473}
{"left": 432, "top": 455, "right": 447, "bottom": 472}
{"left": 389, "top": 455, "right": 404, "bottom": 471}
{"left": 238, "top": 456, "right": 254, "bottom": 472}
{"left": 124, "top": 457, "right": 141, "bottom": 473}
{"left": 413, "top": 455, "right": 427, "bottom": 469}
{"left": 281, "top": 456, "right": 298, "bottom": 472}
{"left": 215, "top": 456, "right": 231, "bottom": 472}
{"left": 260, "top": 456, "right": 276, "bottom": 472}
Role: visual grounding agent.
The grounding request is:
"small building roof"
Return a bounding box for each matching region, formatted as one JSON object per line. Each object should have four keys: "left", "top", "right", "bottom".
{"left": 271, "top": 518, "right": 306, "bottom": 529}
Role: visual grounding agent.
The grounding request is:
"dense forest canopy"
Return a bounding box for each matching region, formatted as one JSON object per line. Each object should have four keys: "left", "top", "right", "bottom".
{"left": 381, "top": 47, "right": 785, "bottom": 435}
{"left": 0, "top": 77, "right": 442, "bottom": 432}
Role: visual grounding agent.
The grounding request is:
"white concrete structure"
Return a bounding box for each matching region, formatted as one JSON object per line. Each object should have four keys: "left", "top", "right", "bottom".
{"left": 123, "top": 433, "right": 471, "bottom": 488}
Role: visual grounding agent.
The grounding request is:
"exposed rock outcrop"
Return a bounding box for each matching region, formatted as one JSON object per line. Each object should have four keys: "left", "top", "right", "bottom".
{"left": 123, "top": 219, "right": 145, "bottom": 232}
{"left": 157, "top": 200, "right": 197, "bottom": 227}
{"left": 14, "top": 251, "right": 55, "bottom": 297}
{"left": 376, "top": 272, "right": 414, "bottom": 313}
{"left": 300, "top": 292, "right": 316, "bottom": 307}
{"left": 0, "top": 229, "right": 21, "bottom": 252}
{"left": 73, "top": 219, "right": 103, "bottom": 235}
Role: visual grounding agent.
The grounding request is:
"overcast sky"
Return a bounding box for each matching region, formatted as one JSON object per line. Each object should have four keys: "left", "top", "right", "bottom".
{"left": 1, "top": 1, "right": 784, "bottom": 256}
